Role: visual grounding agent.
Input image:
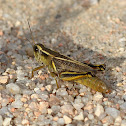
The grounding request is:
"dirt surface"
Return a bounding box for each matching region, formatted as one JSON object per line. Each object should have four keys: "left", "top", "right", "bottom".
{"left": 0, "top": 0, "right": 126, "bottom": 125}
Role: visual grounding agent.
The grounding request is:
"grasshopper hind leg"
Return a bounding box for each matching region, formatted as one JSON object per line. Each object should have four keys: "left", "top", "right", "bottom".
{"left": 59, "top": 71, "right": 110, "bottom": 94}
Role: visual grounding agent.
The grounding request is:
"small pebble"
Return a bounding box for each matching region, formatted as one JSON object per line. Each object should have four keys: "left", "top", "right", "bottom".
{"left": 84, "top": 103, "right": 93, "bottom": 111}
{"left": 73, "top": 112, "right": 84, "bottom": 120}
{"left": 0, "top": 85, "right": 4, "bottom": 90}
{"left": 47, "top": 109, "right": 53, "bottom": 115}
{"left": 88, "top": 114, "right": 94, "bottom": 120}
{"left": 29, "top": 102, "right": 38, "bottom": 110}
{"left": 102, "top": 116, "right": 114, "bottom": 124}
{"left": 22, "top": 119, "right": 29, "bottom": 125}
{"left": 61, "top": 104, "right": 74, "bottom": 115}
{"left": 45, "top": 85, "right": 52, "bottom": 92}
{"left": 63, "top": 115, "right": 72, "bottom": 124}
{"left": 82, "top": 97, "right": 89, "bottom": 103}
{"left": 51, "top": 105, "right": 60, "bottom": 114}
{"left": 31, "top": 94, "right": 39, "bottom": 99}
{"left": 105, "top": 108, "right": 120, "bottom": 118}
{"left": 1, "top": 99, "right": 9, "bottom": 107}
{"left": 21, "top": 98, "right": 27, "bottom": 102}
{"left": 6, "top": 83, "right": 21, "bottom": 94}
{"left": 73, "top": 103, "right": 84, "bottom": 110}
{"left": 93, "top": 92, "right": 103, "bottom": 101}
{"left": 53, "top": 116, "right": 58, "bottom": 121}
{"left": 0, "top": 76, "right": 9, "bottom": 84}
{"left": 38, "top": 102, "right": 49, "bottom": 114}
{"left": 51, "top": 80, "right": 56, "bottom": 85}
{"left": 120, "top": 102, "right": 126, "bottom": 110}
{"left": 0, "top": 107, "right": 9, "bottom": 116}
{"left": 11, "top": 100, "right": 23, "bottom": 108}
{"left": 56, "top": 88, "right": 68, "bottom": 96}
{"left": 58, "top": 118, "right": 65, "bottom": 125}
{"left": 114, "top": 116, "right": 122, "bottom": 125}
{"left": 49, "top": 95, "right": 60, "bottom": 106}
{"left": 3, "top": 118, "right": 11, "bottom": 126}
{"left": 95, "top": 104, "right": 104, "bottom": 117}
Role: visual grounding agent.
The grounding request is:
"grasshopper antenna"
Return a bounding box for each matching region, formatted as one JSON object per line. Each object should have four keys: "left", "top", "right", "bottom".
{"left": 27, "top": 19, "right": 35, "bottom": 45}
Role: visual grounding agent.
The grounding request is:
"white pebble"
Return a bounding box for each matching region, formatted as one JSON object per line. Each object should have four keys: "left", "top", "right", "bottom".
{"left": 73, "top": 103, "right": 84, "bottom": 110}
{"left": 61, "top": 104, "right": 74, "bottom": 115}
{"left": 105, "top": 107, "right": 120, "bottom": 118}
{"left": 93, "top": 92, "right": 103, "bottom": 101}
{"left": 1, "top": 99, "right": 9, "bottom": 107}
{"left": 6, "top": 83, "right": 20, "bottom": 94}
{"left": 56, "top": 88, "right": 68, "bottom": 96}
{"left": 58, "top": 118, "right": 65, "bottom": 125}
{"left": 40, "top": 94, "right": 49, "bottom": 101}
{"left": 47, "top": 109, "right": 53, "bottom": 114}
{"left": 45, "top": 85, "right": 52, "bottom": 92}
{"left": 51, "top": 105, "right": 60, "bottom": 114}
{"left": 82, "top": 97, "right": 89, "bottom": 103}
{"left": 95, "top": 104, "right": 104, "bottom": 117}
{"left": 22, "top": 119, "right": 29, "bottom": 125}
{"left": 115, "top": 116, "right": 122, "bottom": 125}
{"left": 73, "top": 112, "right": 84, "bottom": 120}
{"left": 63, "top": 115, "right": 72, "bottom": 124}
{"left": 0, "top": 76, "right": 9, "bottom": 84}
{"left": 74, "top": 97, "right": 82, "bottom": 103}
{"left": 3, "top": 118, "right": 11, "bottom": 126}
{"left": 34, "top": 87, "right": 39, "bottom": 92}
{"left": 16, "top": 69, "right": 26, "bottom": 81}
{"left": 11, "top": 100, "right": 23, "bottom": 108}
{"left": 88, "top": 114, "right": 94, "bottom": 120}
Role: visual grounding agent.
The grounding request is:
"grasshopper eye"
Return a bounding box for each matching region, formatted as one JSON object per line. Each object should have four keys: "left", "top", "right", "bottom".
{"left": 33, "top": 45, "right": 38, "bottom": 52}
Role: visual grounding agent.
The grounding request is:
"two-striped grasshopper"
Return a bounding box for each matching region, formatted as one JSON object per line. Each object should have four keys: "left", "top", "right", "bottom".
{"left": 28, "top": 22, "right": 111, "bottom": 94}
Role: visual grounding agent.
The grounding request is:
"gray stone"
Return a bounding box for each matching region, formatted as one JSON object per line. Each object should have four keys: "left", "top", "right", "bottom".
{"left": 6, "top": 83, "right": 21, "bottom": 94}
{"left": 105, "top": 108, "right": 120, "bottom": 118}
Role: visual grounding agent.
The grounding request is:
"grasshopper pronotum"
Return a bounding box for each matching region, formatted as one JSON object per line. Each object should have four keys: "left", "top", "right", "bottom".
{"left": 28, "top": 21, "right": 111, "bottom": 94}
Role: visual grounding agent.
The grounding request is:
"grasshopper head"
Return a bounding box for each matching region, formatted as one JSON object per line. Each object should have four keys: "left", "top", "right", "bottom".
{"left": 33, "top": 44, "right": 48, "bottom": 63}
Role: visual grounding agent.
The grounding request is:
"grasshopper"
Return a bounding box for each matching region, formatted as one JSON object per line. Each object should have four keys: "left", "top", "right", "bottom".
{"left": 28, "top": 22, "right": 111, "bottom": 94}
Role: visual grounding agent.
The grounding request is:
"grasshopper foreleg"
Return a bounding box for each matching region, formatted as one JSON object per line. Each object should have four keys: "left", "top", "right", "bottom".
{"left": 31, "top": 65, "right": 45, "bottom": 78}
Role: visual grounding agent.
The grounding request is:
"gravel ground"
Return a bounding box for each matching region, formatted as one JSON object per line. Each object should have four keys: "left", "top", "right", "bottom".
{"left": 0, "top": 0, "right": 126, "bottom": 126}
